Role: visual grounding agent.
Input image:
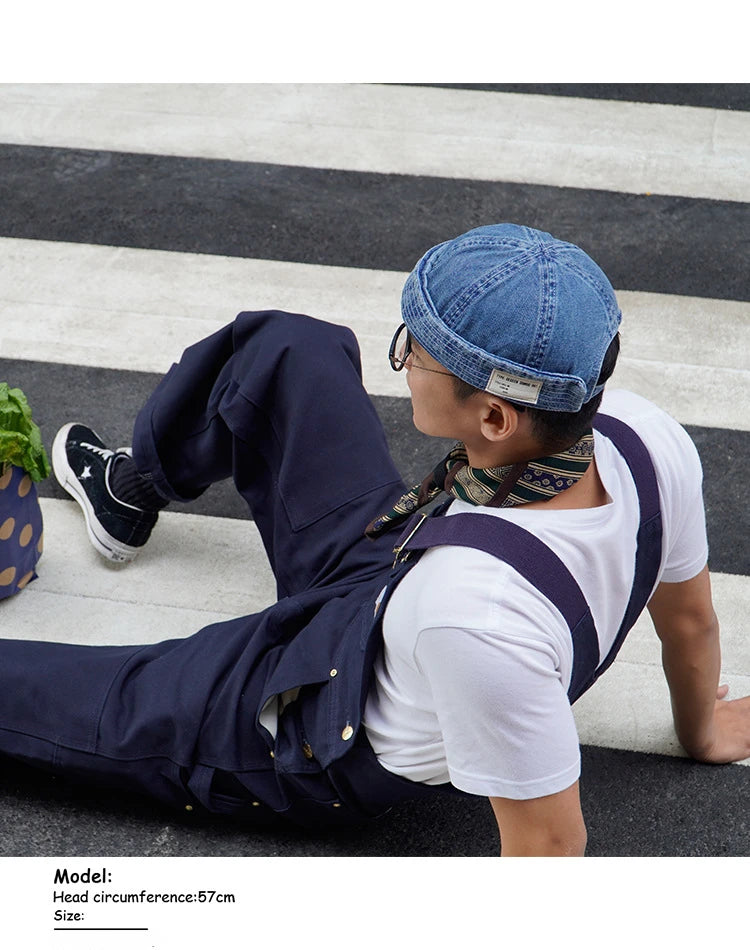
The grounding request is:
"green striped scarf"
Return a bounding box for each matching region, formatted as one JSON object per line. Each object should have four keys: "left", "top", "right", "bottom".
{"left": 365, "top": 430, "right": 594, "bottom": 538}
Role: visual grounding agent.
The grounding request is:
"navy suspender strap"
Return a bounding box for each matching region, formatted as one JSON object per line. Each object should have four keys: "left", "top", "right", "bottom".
{"left": 591, "top": 413, "right": 663, "bottom": 684}
{"left": 393, "top": 413, "right": 664, "bottom": 703}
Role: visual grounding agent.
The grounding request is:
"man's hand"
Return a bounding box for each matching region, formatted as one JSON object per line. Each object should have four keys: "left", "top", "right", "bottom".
{"left": 489, "top": 781, "right": 587, "bottom": 857}
{"left": 693, "top": 686, "right": 750, "bottom": 765}
{"left": 649, "top": 567, "right": 750, "bottom": 764}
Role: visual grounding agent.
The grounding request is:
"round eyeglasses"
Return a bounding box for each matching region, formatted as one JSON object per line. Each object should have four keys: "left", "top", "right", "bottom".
{"left": 388, "top": 324, "right": 454, "bottom": 376}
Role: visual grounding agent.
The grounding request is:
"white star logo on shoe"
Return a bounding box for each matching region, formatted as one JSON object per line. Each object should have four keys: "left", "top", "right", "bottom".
{"left": 80, "top": 465, "right": 92, "bottom": 480}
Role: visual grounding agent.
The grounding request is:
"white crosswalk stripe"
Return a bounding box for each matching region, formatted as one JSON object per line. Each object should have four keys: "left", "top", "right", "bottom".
{"left": 2, "top": 83, "right": 749, "bottom": 200}
{"left": 2, "top": 237, "right": 748, "bottom": 430}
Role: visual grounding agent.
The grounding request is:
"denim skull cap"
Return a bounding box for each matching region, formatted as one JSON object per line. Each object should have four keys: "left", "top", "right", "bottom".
{"left": 400, "top": 223, "right": 622, "bottom": 412}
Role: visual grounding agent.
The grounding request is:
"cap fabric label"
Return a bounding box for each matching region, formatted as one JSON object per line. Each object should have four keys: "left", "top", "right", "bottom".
{"left": 485, "top": 369, "right": 543, "bottom": 405}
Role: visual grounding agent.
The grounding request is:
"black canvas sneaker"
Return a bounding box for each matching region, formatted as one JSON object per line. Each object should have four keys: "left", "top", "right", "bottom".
{"left": 52, "top": 423, "right": 158, "bottom": 563}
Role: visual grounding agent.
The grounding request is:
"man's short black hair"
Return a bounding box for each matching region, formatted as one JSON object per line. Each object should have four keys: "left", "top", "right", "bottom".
{"left": 453, "top": 333, "right": 621, "bottom": 453}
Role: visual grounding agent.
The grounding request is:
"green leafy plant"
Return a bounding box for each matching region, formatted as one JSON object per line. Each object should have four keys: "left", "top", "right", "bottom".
{"left": 0, "top": 383, "right": 50, "bottom": 482}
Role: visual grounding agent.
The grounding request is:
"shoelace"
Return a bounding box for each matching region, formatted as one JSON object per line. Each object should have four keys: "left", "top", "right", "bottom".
{"left": 80, "top": 441, "right": 115, "bottom": 460}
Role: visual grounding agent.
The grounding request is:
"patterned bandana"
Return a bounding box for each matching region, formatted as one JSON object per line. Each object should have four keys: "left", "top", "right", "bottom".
{"left": 365, "top": 430, "right": 595, "bottom": 538}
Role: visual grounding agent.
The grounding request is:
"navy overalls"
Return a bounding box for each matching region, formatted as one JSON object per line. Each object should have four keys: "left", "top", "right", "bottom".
{"left": 0, "top": 312, "right": 662, "bottom": 828}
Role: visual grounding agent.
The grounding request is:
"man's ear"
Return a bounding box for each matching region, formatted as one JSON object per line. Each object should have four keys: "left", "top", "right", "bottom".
{"left": 479, "top": 398, "right": 523, "bottom": 444}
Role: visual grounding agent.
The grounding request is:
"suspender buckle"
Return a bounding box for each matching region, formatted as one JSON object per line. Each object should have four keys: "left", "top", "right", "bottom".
{"left": 392, "top": 513, "right": 428, "bottom": 566}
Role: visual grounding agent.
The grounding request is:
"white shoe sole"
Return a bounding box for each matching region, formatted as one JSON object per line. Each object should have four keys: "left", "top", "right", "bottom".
{"left": 52, "top": 423, "right": 142, "bottom": 563}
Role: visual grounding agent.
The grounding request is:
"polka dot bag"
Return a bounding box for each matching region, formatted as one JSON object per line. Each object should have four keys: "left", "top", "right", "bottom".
{"left": 0, "top": 384, "right": 49, "bottom": 601}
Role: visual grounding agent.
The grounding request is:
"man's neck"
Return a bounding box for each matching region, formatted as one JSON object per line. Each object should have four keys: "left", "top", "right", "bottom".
{"left": 521, "top": 456, "right": 609, "bottom": 511}
{"left": 463, "top": 435, "right": 541, "bottom": 470}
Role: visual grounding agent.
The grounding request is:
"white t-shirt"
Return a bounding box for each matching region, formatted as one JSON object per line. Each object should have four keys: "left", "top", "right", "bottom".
{"left": 363, "top": 391, "right": 708, "bottom": 800}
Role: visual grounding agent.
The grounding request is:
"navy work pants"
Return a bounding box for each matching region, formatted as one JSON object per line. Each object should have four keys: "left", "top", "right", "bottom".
{"left": 0, "top": 312, "right": 423, "bottom": 825}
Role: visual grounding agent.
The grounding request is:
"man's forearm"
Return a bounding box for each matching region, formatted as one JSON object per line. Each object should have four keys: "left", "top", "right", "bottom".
{"left": 659, "top": 615, "right": 721, "bottom": 758}
{"left": 648, "top": 569, "right": 723, "bottom": 760}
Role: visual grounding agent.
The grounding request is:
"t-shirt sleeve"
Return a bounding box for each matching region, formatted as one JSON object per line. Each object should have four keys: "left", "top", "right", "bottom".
{"left": 413, "top": 593, "right": 581, "bottom": 800}
{"left": 653, "top": 415, "right": 709, "bottom": 583}
{"left": 601, "top": 390, "right": 710, "bottom": 585}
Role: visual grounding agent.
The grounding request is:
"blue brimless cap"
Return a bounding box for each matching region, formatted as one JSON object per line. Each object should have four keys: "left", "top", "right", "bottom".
{"left": 401, "top": 224, "right": 622, "bottom": 412}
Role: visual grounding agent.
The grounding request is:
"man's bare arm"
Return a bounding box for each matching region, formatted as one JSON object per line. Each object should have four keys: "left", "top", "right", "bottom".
{"left": 489, "top": 781, "right": 587, "bottom": 856}
{"left": 648, "top": 566, "right": 750, "bottom": 763}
